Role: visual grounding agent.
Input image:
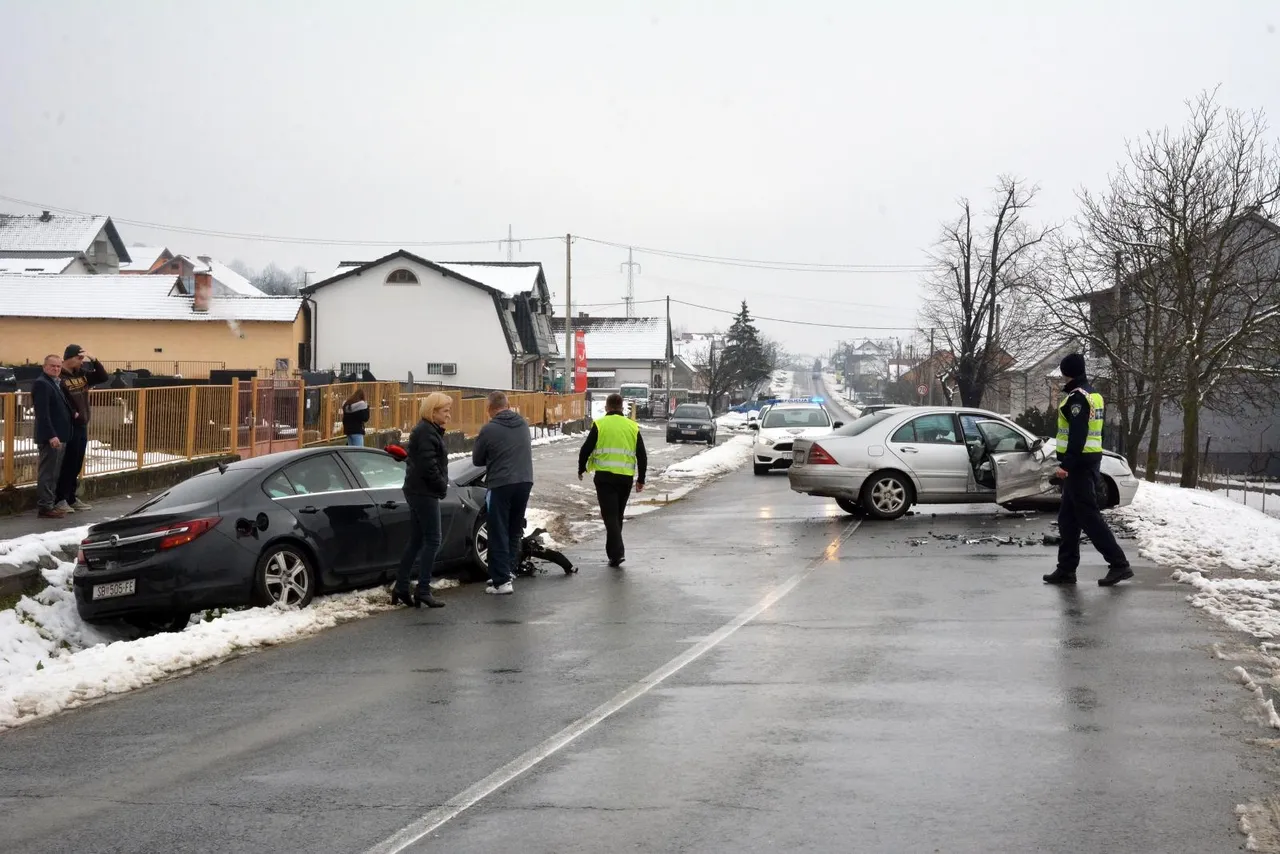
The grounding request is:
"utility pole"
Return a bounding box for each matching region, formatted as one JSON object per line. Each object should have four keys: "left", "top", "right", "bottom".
{"left": 620, "top": 247, "right": 641, "bottom": 317}
{"left": 665, "top": 294, "right": 673, "bottom": 407}
{"left": 564, "top": 234, "right": 573, "bottom": 393}
{"left": 499, "top": 224, "right": 521, "bottom": 261}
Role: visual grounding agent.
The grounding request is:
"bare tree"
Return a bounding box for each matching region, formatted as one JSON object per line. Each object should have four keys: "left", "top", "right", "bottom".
{"left": 691, "top": 336, "right": 731, "bottom": 413}
{"left": 1051, "top": 91, "right": 1280, "bottom": 486}
{"left": 920, "top": 177, "right": 1055, "bottom": 408}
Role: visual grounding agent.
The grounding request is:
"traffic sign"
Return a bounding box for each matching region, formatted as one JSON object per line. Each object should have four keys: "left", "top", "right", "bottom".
{"left": 917, "top": 384, "right": 928, "bottom": 396}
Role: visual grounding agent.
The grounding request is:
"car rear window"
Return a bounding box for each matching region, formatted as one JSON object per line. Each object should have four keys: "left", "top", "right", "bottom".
{"left": 127, "top": 466, "right": 260, "bottom": 514}
{"left": 832, "top": 410, "right": 898, "bottom": 437}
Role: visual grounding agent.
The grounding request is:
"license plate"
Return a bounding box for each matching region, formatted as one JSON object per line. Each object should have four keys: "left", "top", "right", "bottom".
{"left": 682, "top": 430, "right": 697, "bottom": 436}
{"left": 93, "top": 579, "right": 136, "bottom": 600}
{"left": 793, "top": 451, "right": 805, "bottom": 464}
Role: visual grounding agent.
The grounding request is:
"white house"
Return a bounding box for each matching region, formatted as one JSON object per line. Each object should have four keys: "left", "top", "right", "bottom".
{"left": 549, "top": 315, "right": 673, "bottom": 389}
{"left": 0, "top": 211, "right": 131, "bottom": 274}
{"left": 301, "top": 251, "right": 557, "bottom": 390}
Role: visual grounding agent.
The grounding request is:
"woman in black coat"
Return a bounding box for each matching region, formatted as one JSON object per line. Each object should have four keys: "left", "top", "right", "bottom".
{"left": 341, "top": 389, "right": 371, "bottom": 446}
{"left": 392, "top": 392, "right": 453, "bottom": 608}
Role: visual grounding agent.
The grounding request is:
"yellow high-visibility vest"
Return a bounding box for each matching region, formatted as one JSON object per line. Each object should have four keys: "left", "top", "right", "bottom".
{"left": 588, "top": 414, "right": 640, "bottom": 476}
{"left": 1056, "top": 389, "right": 1105, "bottom": 454}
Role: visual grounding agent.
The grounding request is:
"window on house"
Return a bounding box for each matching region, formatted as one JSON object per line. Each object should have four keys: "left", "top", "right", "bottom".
{"left": 340, "top": 362, "right": 370, "bottom": 376}
{"left": 385, "top": 269, "right": 419, "bottom": 285}
{"left": 426, "top": 363, "right": 458, "bottom": 375}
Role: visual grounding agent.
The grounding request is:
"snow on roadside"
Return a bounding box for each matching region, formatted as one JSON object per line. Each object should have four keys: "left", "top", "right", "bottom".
{"left": 0, "top": 527, "right": 90, "bottom": 570}
{"left": 0, "top": 563, "right": 398, "bottom": 731}
{"left": 662, "top": 434, "right": 753, "bottom": 479}
{"left": 1111, "top": 482, "right": 1280, "bottom": 577}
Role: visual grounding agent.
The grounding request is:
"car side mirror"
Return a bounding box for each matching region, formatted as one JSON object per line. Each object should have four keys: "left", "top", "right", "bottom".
{"left": 832, "top": 421, "right": 844, "bottom": 429}
{"left": 748, "top": 423, "right": 759, "bottom": 430}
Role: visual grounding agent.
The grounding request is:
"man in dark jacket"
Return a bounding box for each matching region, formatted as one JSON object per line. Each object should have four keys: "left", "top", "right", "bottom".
{"left": 472, "top": 391, "right": 534, "bottom": 595}
{"left": 578, "top": 393, "right": 647, "bottom": 567}
{"left": 56, "top": 344, "right": 109, "bottom": 512}
{"left": 32, "top": 354, "right": 74, "bottom": 518}
{"left": 1043, "top": 353, "right": 1132, "bottom": 587}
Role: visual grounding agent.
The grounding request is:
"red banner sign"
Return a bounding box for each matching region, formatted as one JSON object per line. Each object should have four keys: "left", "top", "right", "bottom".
{"left": 573, "top": 329, "right": 588, "bottom": 393}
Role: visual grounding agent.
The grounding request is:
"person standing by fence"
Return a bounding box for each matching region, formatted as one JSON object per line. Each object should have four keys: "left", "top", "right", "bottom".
{"left": 55, "top": 345, "right": 108, "bottom": 513}
{"left": 341, "top": 388, "right": 370, "bottom": 446}
{"left": 471, "top": 391, "right": 534, "bottom": 595}
{"left": 578, "top": 393, "right": 647, "bottom": 567}
{"left": 32, "top": 354, "right": 74, "bottom": 519}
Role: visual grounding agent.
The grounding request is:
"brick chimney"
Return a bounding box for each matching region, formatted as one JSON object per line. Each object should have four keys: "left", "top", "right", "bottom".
{"left": 40, "top": 210, "right": 52, "bottom": 222}
{"left": 193, "top": 271, "right": 212, "bottom": 312}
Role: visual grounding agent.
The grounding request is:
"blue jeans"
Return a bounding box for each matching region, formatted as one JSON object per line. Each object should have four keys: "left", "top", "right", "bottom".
{"left": 486, "top": 482, "right": 532, "bottom": 586}
{"left": 397, "top": 495, "right": 441, "bottom": 595}
{"left": 346, "top": 434, "right": 364, "bottom": 446}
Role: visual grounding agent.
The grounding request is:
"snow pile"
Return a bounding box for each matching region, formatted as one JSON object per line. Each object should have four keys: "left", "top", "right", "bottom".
{"left": 1111, "top": 482, "right": 1280, "bottom": 576}
{"left": 663, "top": 434, "right": 753, "bottom": 479}
{"left": 0, "top": 527, "right": 90, "bottom": 570}
{"left": 0, "top": 560, "right": 412, "bottom": 731}
{"left": 716, "top": 412, "right": 756, "bottom": 432}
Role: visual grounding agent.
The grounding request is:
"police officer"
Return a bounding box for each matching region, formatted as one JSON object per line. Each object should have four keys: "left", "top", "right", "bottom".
{"left": 578, "top": 393, "right": 647, "bottom": 567}
{"left": 1043, "top": 353, "right": 1132, "bottom": 586}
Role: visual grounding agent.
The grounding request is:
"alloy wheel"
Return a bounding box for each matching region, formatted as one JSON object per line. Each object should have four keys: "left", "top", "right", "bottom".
{"left": 264, "top": 549, "right": 311, "bottom": 607}
{"left": 870, "top": 477, "right": 907, "bottom": 515}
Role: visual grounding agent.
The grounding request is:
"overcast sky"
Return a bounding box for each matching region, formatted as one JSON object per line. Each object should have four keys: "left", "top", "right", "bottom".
{"left": 2, "top": 1, "right": 1277, "bottom": 356}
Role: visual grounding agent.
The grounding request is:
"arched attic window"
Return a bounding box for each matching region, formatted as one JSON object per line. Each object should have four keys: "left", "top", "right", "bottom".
{"left": 385, "top": 268, "right": 419, "bottom": 285}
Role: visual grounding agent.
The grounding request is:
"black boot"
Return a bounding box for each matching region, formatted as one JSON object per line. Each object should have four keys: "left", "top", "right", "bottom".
{"left": 391, "top": 589, "right": 419, "bottom": 608}
{"left": 416, "top": 592, "right": 446, "bottom": 608}
{"left": 1098, "top": 565, "right": 1134, "bottom": 587}
{"left": 1043, "top": 567, "right": 1077, "bottom": 585}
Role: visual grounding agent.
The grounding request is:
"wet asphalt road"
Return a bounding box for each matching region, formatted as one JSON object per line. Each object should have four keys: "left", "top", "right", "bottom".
{"left": 2, "top": 452, "right": 1278, "bottom": 853}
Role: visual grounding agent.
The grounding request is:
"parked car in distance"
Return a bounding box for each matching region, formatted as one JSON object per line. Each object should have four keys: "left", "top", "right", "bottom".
{"left": 73, "top": 447, "right": 493, "bottom": 631}
{"left": 788, "top": 406, "right": 1140, "bottom": 519}
{"left": 667, "top": 403, "right": 717, "bottom": 445}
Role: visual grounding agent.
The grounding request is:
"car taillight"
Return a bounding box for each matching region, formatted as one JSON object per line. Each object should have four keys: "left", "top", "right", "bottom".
{"left": 807, "top": 443, "right": 837, "bottom": 465}
{"left": 153, "top": 517, "right": 222, "bottom": 550}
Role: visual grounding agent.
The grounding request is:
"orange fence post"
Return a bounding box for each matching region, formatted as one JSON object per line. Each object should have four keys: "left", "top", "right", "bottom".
{"left": 135, "top": 388, "right": 148, "bottom": 470}
{"left": 185, "top": 386, "right": 198, "bottom": 460}
{"left": 296, "top": 379, "right": 305, "bottom": 447}
{"left": 2, "top": 393, "right": 14, "bottom": 488}
{"left": 228, "top": 381, "right": 240, "bottom": 455}
{"left": 249, "top": 379, "right": 261, "bottom": 458}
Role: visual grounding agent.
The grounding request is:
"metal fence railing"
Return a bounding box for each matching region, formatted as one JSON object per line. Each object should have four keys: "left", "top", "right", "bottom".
{"left": 98, "top": 360, "right": 230, "bottom": 379}
{"left": 2, "top": 383, "right": 589, "bottom": 488}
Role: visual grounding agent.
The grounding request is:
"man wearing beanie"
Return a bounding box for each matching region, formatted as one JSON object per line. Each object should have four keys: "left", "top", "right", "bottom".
{"left": 1042, "top": 352, "right": 1132, "bottom": 587}
{"left": 55, "top": 344, "right": 109, "bottom": 513}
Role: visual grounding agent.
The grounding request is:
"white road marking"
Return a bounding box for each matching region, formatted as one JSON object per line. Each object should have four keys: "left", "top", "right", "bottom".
{"left": 362, "top": 518, "right": 862, "bottom": 854}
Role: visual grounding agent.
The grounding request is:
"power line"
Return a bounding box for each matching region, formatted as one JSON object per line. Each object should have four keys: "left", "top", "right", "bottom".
{"left": 670, "top": 298, "right": 927, "bottom": 331}
{"left": 641, "top": 273, "right": 910, "bottom": 312}
{"left": 0, "top": 194, "right": 562, "bottom": 248}
{"left": 576, "top": 235, "right": 933, "bottom": 273}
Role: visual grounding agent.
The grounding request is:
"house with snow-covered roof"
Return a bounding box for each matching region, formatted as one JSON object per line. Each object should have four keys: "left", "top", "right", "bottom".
{"left": 149, "top": 254, "right": 267, "bottom": 297}
{"left": 119, "top": 245, "right": 175, "bottom": 274}
{"left": 303, "top": 251, "right": 558, "bottom": 390}
{"left": 0, "top": 274, "right": 305, "bottom": 377}
{"left": 0, "top": 211, "right": 131, "bottom": 274}
{"left": 549, "top": 315, "right": 673, "bottom": 390}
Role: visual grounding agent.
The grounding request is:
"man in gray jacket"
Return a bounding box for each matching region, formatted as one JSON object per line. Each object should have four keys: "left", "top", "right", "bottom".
{"left": 471, "top": 391, "right": 534, "bottom": 595}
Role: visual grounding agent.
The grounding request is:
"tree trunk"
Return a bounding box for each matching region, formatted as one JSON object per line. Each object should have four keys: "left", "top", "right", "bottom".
{"left": 1180, "top": 384, "right": 1201, "bottom": 488}
{"left": 1144, "top": 392, "right": 1162, "bottom": 483}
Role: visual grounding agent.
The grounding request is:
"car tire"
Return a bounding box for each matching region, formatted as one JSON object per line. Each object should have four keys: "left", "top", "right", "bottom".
{"left": 466, "top": 514, "right": 491, "bottom": 582}
{"left": 753, "top": 464, "right": 769, "bottom": 476}
{"left": 1099, "top": 475, "right": 1119, "bottom": 509}
{"left": 253, "top": 543, "right": 317, "bottom": 609}
{"left": 126, "top": 612, "right": 192, "bottom": 635}
{"left": 835, "top": 497, "right": 865, "bottom": 517}
{"left": 861, "top": 472, "right": 913, "bottom": 520}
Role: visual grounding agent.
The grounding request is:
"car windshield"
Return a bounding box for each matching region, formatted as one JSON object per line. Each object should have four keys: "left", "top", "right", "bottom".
{"left": 762, "top": 408, "right": 830, "bottom": 429}
{"left": 448, "top": 458, "right": 483, "bottom": 485}
{"left": 833, "top": 410, "right": 899, "bottom": 437}
{"left": 127, "top": 466, "right": 260, "bottom": 514}
{"left": 674, "top": 405, "right": 710, "bottom": 419}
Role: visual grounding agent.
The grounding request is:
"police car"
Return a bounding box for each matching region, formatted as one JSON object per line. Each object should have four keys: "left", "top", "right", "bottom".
{"left": 748, "top": 399, "right": 843, "bottom": 476}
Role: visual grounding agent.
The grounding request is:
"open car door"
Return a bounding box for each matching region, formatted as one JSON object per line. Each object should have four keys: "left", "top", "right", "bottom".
{"left": 974, "top": 421, "right": 1058, "bottom": 504}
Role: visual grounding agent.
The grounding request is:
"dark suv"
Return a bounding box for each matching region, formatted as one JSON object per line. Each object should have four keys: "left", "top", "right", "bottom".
{"left": 666, "top": 403, "right": 716, "bottom": 445}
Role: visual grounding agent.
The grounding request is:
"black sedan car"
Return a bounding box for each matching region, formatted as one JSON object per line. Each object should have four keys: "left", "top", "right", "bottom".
{"left": 73, "top": 447, "right": 492, "bottom": 630}
{"left": 666, "top": 403, "right": 717, "bottom": 445}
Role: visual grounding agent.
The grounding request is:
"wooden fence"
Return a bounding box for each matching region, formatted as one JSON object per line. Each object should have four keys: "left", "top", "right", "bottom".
{"left": 1, "top": 383, "right": 588, "bottom": 488}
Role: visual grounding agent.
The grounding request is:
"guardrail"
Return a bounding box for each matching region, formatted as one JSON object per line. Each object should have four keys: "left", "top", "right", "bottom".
{"left": 0, "top": 383, "right": 589, "bottom": 488}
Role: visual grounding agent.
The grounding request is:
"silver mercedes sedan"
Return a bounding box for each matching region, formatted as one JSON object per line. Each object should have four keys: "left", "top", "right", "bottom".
{"left": 787, "top": 406, "right": 1140, "bottom": 520}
